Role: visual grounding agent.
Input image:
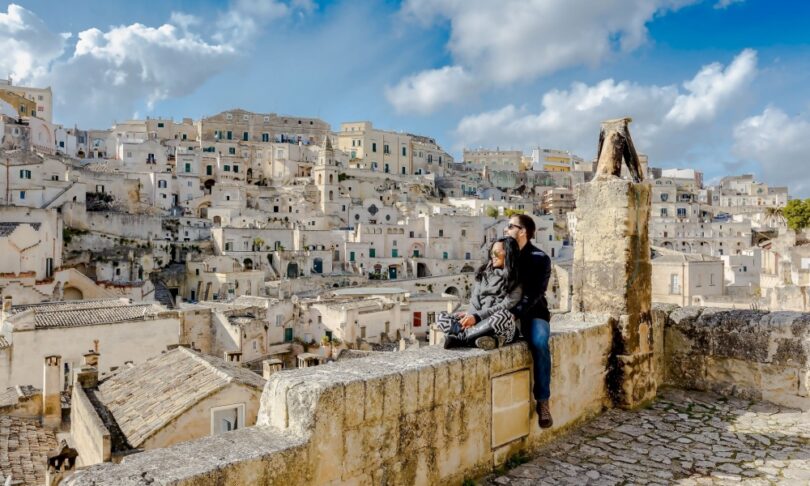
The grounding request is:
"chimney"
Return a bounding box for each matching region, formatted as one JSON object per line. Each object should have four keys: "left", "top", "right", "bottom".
{"left": 83, "top": 350, "right": 99, "bottom": 367}
{"left": 42, "top": 355, "right": 62, "bottom": 428}
{"left": 262, "top": 359, "right": 283, "bottom": 380}
{"left": 3, "top": 295, "right": 12, "bottom": 312}
{"left": 224, "top": 351, "right": 242, "bottom": 363}
{"left": 74, "top": 350, "right": 100, "bottom": 389}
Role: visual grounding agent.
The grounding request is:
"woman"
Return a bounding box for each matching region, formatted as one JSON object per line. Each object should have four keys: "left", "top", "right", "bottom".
{"left": 436, "top": 236, "right": 521, "bottom": 350}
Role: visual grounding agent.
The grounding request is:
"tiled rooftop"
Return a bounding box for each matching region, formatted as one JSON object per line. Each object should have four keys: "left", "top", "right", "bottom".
{"left": 8, "top": 299, "right": 168, "bottom": 329}
{"left": 0, "top": 416, "right": 57, "bottom": 485}
{"left": 97, "top": 347, "right": 265, "bottom": 448}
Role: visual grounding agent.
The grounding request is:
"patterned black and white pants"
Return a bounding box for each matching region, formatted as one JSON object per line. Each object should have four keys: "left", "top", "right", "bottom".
{"left": 434, "top": 309, "right": 518, "bottom": 344}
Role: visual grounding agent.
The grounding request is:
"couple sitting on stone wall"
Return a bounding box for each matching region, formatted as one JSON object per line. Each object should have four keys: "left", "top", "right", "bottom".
{"left": 434, "top": 214, "right": 554, "bottom": 428}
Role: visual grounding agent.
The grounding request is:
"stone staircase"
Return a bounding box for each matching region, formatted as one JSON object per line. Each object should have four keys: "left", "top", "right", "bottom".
{"left": 151, "top": 279, "right": 175, "bottom": 308}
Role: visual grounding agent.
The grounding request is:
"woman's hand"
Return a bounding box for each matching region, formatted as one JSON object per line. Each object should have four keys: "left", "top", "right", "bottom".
{"left": 459, "top": 314, "right": 477, "bottom": 329}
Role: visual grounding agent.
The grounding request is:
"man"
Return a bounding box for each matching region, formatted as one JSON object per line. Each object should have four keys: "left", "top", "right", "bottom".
{"left": 505, "top": 213, "right": 553, "bottom": 428}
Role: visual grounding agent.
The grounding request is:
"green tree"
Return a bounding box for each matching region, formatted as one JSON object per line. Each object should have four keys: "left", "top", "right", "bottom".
{"left": 485, "top": 206, "right": 499, "bottom": 218}
{"left": 504, "top": 208, "right": 526, "bottom": 218}
{"left": 783, "top": 199, "right": 810, "bottom": 232}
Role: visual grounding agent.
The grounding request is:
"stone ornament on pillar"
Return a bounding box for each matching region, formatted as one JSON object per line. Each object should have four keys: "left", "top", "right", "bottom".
{"left": 572, "top": 117, "right": 656, "bottom": 409}
{"left": 594, "top": 117, "right": 644, "bottom": 183}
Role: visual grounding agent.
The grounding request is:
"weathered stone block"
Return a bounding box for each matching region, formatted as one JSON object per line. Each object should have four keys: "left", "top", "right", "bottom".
{"left": 344, "top": 380, "right": 365, "bottom": 427}
{"left": 382, "top": 373, "right": 402, "bottom": 419}
{"left": 417, "top": 366, "right": 435, "bottom": 411}
{"left": 364, "top": 378, "right": 384, "bottom": 423}
{"left": 400, "top": 369, "right": 419, "bottom": 415}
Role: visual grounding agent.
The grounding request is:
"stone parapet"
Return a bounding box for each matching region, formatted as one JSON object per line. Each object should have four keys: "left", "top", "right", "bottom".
{"left": 656, "top": 304, "right": 810, "bottom": 410}
{"left": 572, "top": 180, "right": 655, "bottom": 409}
{"left": 63, "top": 313, "right": 612, "bottom": 485}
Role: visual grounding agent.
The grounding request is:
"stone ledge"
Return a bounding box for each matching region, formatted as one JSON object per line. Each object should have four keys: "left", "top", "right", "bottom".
{"left": 63, "top": 314, "right": 613, "bottom": 485}
{"left": 654, "top": 304, "right": 810, "bottom": 409}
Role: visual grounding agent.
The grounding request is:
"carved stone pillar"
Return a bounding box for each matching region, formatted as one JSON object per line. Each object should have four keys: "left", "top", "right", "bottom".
{"left": 572, "top": 179, "right": 656, "bottom": 408}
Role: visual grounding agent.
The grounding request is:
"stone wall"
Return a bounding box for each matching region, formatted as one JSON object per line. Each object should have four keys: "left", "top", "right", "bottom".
{"left": 63, "top": 312, "right": 612, "bottom": 485}
{"left": 656, "top": 304, "right": 810, "bottom": 410}
{"left": 71, "top": 386, "right": 111, "bottom": 466}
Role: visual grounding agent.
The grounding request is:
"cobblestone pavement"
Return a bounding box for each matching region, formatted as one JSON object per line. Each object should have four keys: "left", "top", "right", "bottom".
{"left": 486, "top": 388, "right": 810, "bottom": 485}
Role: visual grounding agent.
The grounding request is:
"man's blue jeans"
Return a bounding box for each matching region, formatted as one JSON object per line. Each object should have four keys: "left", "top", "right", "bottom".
{"left": 522, "top": 318, "right": 551, "bottom": 401}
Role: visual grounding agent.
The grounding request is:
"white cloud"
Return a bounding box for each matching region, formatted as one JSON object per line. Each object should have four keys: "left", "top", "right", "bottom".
{"left": 0, "top": 4, "right": 68, "bottom": 81}
{"left": 392, "top": 0, "right": 698, "bottom": 114}
{"left": 454, "top": 50, "right": 757, "bottom": 164}
{"left": 385, "top": 66, "right": 479, "bottom": 114}
{"left": 733, "top": 108, "right": 810, "bottom": 196}
{"left": 665, "top": 49, "right": 757, "bottom": 125}
{"left": 714, "top": 0, "right": 744, "bottom": 9}
{"left": 0, "top": 1, "right": 310, "bottom": 127}
{"left": 47, "top": 22, "right": 236, "bottom": 123}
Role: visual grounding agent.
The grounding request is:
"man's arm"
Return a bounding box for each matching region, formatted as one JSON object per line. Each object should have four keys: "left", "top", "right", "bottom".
{"left": 510, "top": 252, "right": 551, "bottom": 319}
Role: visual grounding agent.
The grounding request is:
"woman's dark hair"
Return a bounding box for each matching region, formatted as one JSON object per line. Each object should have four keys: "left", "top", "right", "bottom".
{"left": 476, "top": 236, "right": 520, "bottom": 292}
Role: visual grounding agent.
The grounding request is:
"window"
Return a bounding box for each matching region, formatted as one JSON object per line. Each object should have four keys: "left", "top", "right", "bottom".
{"left": 384, "top": 144, "right": 390, "bottom": 155}
{"left": 226, "top": 131, "right": 232, "bottom": 140}
{"left": 206, "top": 165, "right": 213, "bottom": 176}
{"left": 350, "top": 251, "right": 355, "bottom": 262}
{"left": 465, "top": 252, "right": 471, "bottom": 260}
{"left": 185, "top": 162, "right": 191, "bottom": 172}
{"left": 439, "top": 229, "right": 444, "bottom": 237}
{"left": 710, "top": 274, "right": 715, "bottom": 286}
{"left": 661, "top": 208, "right": 668, "bottom": 217}
{"left": 402, "top": 147, "right": 407, "bottom": 156}
{"left": 158, "top": 180, "right": 167, "bottom": 189}
{"left": 372, "top": 142, "right": 377, "bottom": 153}
{"left": 401, "top": 167, "right": 406, "bottom": 175}
{"left": 413, "top": 312, "right": 422, "bottom": 327}
{"left": 443, "top": 252, "right": 448, "bottom": 260}
{"left": 228, "top": 147, "right": 236, "bottom": 155}
{"left": 670, "top": 274, "right": 680, "bottom": 294}
{"left": 19, "top": 191, "right": 25, "bottom": 200}
{"left": 262, "top": 133, "right": 269, "bottom": 142}
{"left": 243, "top": 132, "right": 249, "bottom": 141}
{"left": 369, "top": 248, "right": 376, "bottom": 258}
{"left": 384, "top": 164, "right": 389, "bottom": 173}
{"left": 19, "top": 169, "right": 31, "bottom": 179}
{"left": 233, "top": 165, "right": 239, "bottom": 173}
{"left": 661, "top": 193, "right": 669, "bottom": 202}
{"left": 224, "top": 165, "right": 231, "bottom": 172}
{"left": 211, "top": 404, "right": 245, "bottom": 435}
{"left": 157, "top": 122, "right": 164, "bottom": 128}
{"left": 677, "top": 208, "right": 687, "bottom": 217}
{"left": 392, "top": 249, "right": 398, "bottom": 258}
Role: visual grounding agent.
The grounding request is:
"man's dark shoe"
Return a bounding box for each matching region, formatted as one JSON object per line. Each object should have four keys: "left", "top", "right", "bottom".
{"left": 474, "top": 336, "right": 497, "bottom": 350}
{"left": 443, "top": 334, "right": 462, "bottom": 349}
{"left": 537, "top": 400, "right": 553, "bottom": 429}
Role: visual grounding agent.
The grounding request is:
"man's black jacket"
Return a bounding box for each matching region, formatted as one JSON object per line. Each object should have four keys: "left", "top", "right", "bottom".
{"left": 510, "top": 242, "right": 552, "bottom": 322}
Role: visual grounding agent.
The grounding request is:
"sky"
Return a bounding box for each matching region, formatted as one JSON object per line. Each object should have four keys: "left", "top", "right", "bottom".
{"left": 2, "top": 0, "right": 810, "bottom": 195}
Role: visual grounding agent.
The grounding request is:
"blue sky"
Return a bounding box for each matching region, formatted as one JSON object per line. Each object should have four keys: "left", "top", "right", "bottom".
{"left": 2, "top": 0, "right": 810, "bottom": 194}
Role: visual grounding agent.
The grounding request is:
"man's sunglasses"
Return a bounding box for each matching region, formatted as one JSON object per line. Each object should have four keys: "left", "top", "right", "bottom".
{"left": 507, "top": 223, "right": 523, "bottom": 230}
